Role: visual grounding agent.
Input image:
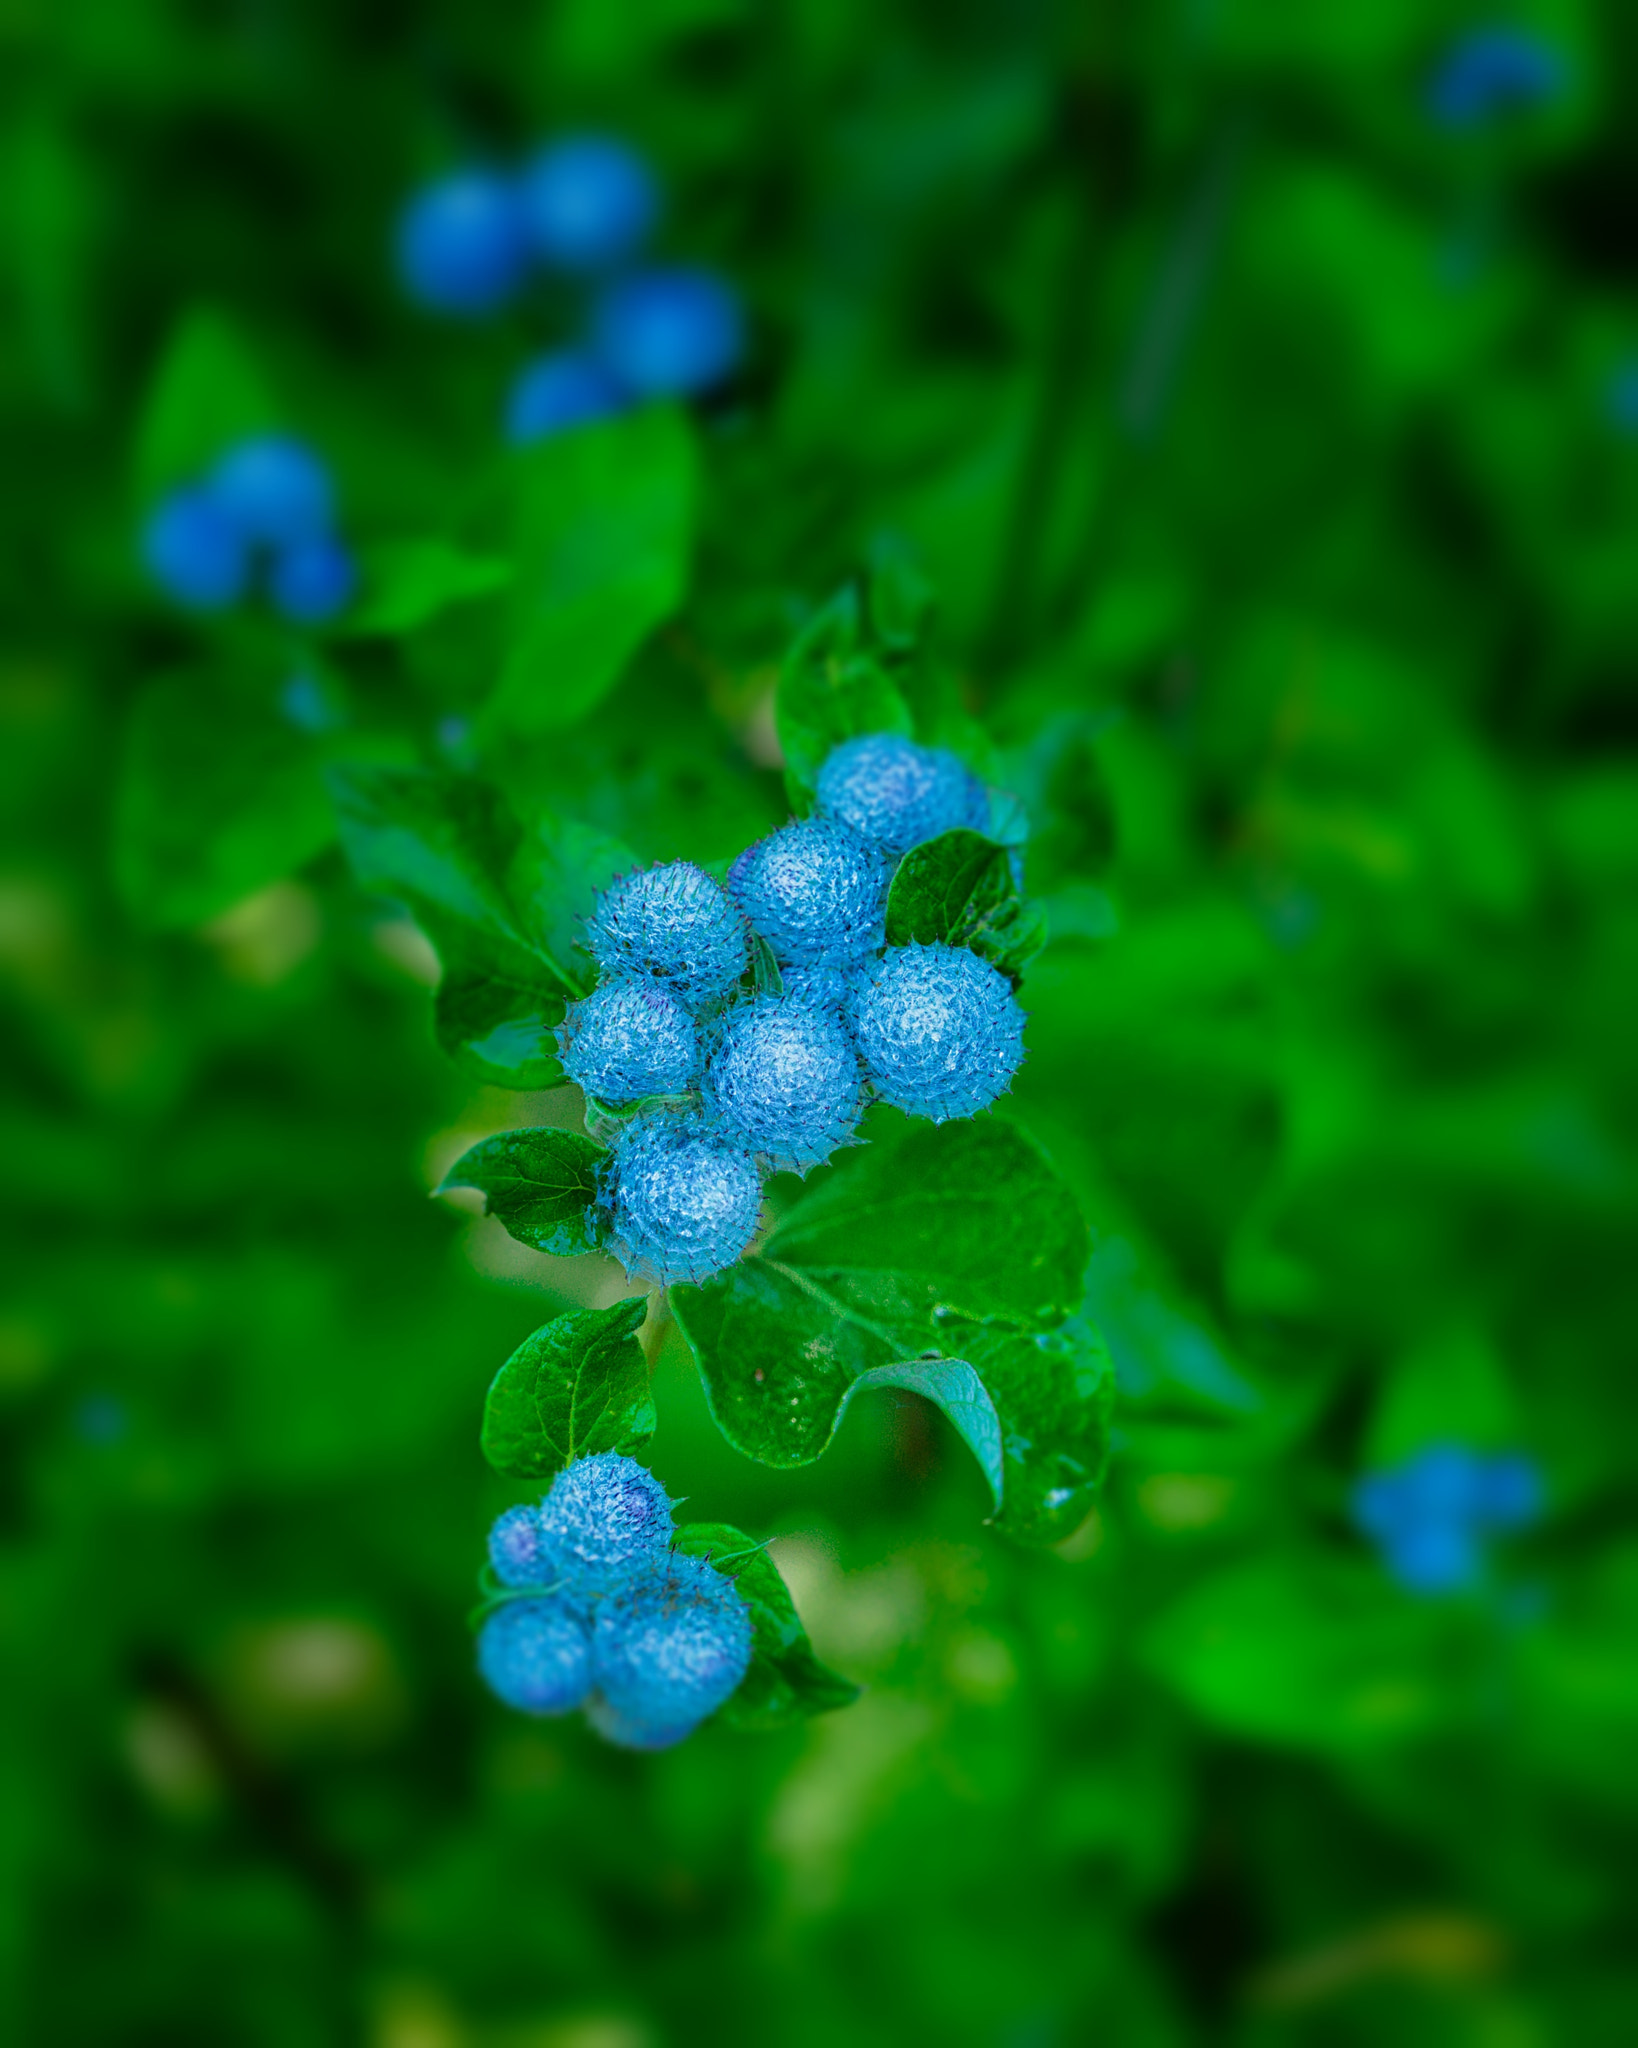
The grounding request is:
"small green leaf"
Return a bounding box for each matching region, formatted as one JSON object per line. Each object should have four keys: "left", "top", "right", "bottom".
{"left": 343, "top": 539, "right": 513, "bottom": 637}
{"left": 480, "top": 1299, "right": 652, "bottom": 1479}
{"left": 865, "top": 533, "right": 937, "bottom": 653}
{"left": 507, "top": 813, "right": 637, "bottom": 992}
{"left": 133, "top": 305, "right": 279, "bottom": 501}
{"left": 776, "top": 586, "right": 913, "bottom": 796}
{"left": 433, "top": 975, "right": 570, "bottom": 1090}
{"left": 885, "top": 827, "right": 1048, "bottom": 984}
{"left": 671, "top": 1522, "right": 859, "bottom": 1729}
{"left": 751, "top": 934, "right": 784, "bottom": 996}
{"left": 439, "top": 1128, "right": 606, "bottom": 1255}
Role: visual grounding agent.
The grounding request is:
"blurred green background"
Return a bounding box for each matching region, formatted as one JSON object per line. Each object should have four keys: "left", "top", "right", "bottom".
{"left": 5, "top": 1, "right": 1638, "bottom": 2042}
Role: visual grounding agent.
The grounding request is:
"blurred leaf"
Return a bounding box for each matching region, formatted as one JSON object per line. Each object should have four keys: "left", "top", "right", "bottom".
{"left": 433, "top": 975, "right": 570, "bottom": 1090}
{"left": 132, "top": 306, "right": 279, "bottom": 502}
{"left": 480, "top": 1299, "right": 652, "bottom": 1479}
{"left": 506, "top": 813, "right": 636, "bottom": 990}
{"left": 672, "top": 1521, "right": 860, "bottom": 1728}
{"left": 776, "top": 586, "right": 913, "bottom": 796}
{"left": 439, "top": 1128, "right": 606, "bottom": 1255}
{"left": 344, "top": 540, "right": 514, "bottom": 637}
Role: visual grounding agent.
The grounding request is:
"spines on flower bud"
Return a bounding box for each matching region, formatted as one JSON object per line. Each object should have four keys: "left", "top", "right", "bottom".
{"left": 703, "top": 993, "right": 864, "bottom": 1173}
{"left": 603, "top": 1110, "right": 763, "bottom": 1284}
{"left": 557, "top": 980, "right": 699, "bottom": 1103}
{"left": 727, "top": 818, "right": 890, "bottom": 972}
{"left": 849, "top": 942, "right": 1025, "bottom": 1121}
{"left": 588, "top": 861, "right": 749, "bottom": 1011}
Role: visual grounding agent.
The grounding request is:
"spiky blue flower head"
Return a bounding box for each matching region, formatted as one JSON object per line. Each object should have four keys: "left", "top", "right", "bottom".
{"left": 396, "top": 169, "right": 530, "bottom": 316}
{"left": 142, "top": 487, "right": 249, "bottom": 610}
{"left": 704, "top": 993, "right": 864, "bottom": 1173}
{"left": 588, "top": 861, "right": 749, "bottom": 1011}
{"left": 1381, "top": 1520, "right": 1481, "bottom": 1597}
{"left": 603, "top": 1111, "right": 763, "bottom": 1284}
{"left": 538, "top": 1452, "right": 676, "bottom": 1598}
{"left": 816, "top": 733, "right": 987, "bottom": 858}
{"left": 727, "top": 818, "right": 891, "bottom": 972}
{"left": 519, "top": 135, "right": 659, "bottom": 273}
{"left": 487, "top": 1503, "right": 557, "bottom": 1589}
{"left": 556, "top": 980, "right": 699, "bottom": 1104}
{"left": 582, "top": 1694, "right": 700, "bottom": 1752}
{"left": 506, "top": 349, "right": 626, "bottom": 444}
{"left": 590, "top": 1551, "right": 753, "bottom": 1746}
{"left": 592, "top": 268, "right": 743, "bottom": 399}
{"left": 210, "top": 436, "right": 334, "bottom": 547}
{"left": 1427, "top": 28, "right": 1565, "bottom": 129}
{"left": 777, "top": 965, "right": 858, "bottom": 1013}
{"left": 270, "top": 534, "right": 355, "bottom": 623}
{"left": 1474, "top": 1453, "right": 1544, "bottom": 1532}
{"left": 477, "top": 1596, "right": 592, "bottom": 1715}
{"left": 849, "top": 942, "right": 1025, "bottom": 1121}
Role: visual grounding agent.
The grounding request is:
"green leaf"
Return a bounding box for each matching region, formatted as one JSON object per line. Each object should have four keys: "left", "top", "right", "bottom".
{"left": 479, "top": 1299, "right": 652, "bottom": 1479}
{"left": 438, "top": 1128, "right": 606, "bottom": 1256}
{"left": 343, "top": 539, "right": 513, "bottom": 637}
{"left": 486, "top": 406, "right": 697, "bottom": 735}
{"left": 433, "top": 975, "right": 570, "bottom": 1091}
{"left": 671, "top": 1522, "right": 860, "bottom": 1729}
{"left": 115, "top": 673, "right": 335, "bottom": 927}
{"left": 885, "top": 827, "right": 1048, "bottom": 984}
{"left": 506, "top": 813, "right": 637, "bottom": 992}
{"left": 751, "top": 934, "right": 784, "bottom": 996}
{"left": 776, "top": 586, "right": 914, "bottom": 796}
{"left": 132, "top": 305, "right": 279, "bottom": 502}
{"left": 865, "top": 533, "right": 937, "bottom": 653}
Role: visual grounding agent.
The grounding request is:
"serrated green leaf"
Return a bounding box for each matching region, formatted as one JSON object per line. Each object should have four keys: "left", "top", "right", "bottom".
{"left": 439, "top": 1128, "right": 606, "bottom": 1255}
{"left": 885, "top": 827, "right": 1048, "bottom": 984}
{"left": 507, "top": 813, "right": 637, "bottom": 993}
{"left": 776, "top": 586, "right": 914, "bottom": 796}
{"left": 480, "top": 1299, "right": 652, "bottom": 1479}
{"left": 433, "top": 975, "right": 570, "bottom": 1090}
{"left": 751, "top": 933, "right": 784, "bottom": 996}
{"left": 133, "top": 305, "right": 279, "bottom": 502}
{"left": 343, "top": 539, "right": 514, "bottom": 637}
{"left": 671, "top": 1521, "right": 859, "bottom": 1729}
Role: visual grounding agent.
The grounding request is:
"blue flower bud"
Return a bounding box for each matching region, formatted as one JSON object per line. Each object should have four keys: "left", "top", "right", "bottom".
{"left": 849, "top": 942, "right": 1025, "bottom": 1121}
{"left": 477, "top": 1595, "right": 592, "bottom": 1715}
{"left": 506, "top": 349, "right": 626, "bottom": 444}
{"left": 1427, "top": 29, "right": 1565, "bottom": 129}
{"left": 210, "top": 436, "right": 334, "bottom": 546}
{"left": 592, "top": 268, "right": 743, "bottom": 399}
{"left": 604, "top": 1110, "right": 763, "bottom": 1284}
{"left": 142, "top": 488, "right": 249, "bottom": 610}
{"left": 539, "top": 1452, "right": 676, "bottom": 1599}
{"left": 704, "top": 993, "right": 864, "bottom": 1173}
{"left": 557, "top": 980, "right": 699, "bottom": 1104}
{"left": 1395, "top": 1444, "right": 1485, "bottom": 1523}
{"left": 776, "top": 965, "right": 857, "bottom": 1012}
{"left": 1383, "top": 1521, "right": 1481, "bottom": 1597}
{"left": 816, "top": 732, "right": 986, "bottom": 857}
{"left": 1474, "top": 1453, "right": 1544, "bottom": 1532}
{"left": 727, "top": 818, "right": 890, "bottom": 972}
{"left": 487, "top": 1503, "right": 557, "bottom": 1589}
{"left": 1349, "top": 1469, "right": 1405, "bottom": 1544}
{"left": 396, "top": 170, "right": 529, "bottom": 317}
{"left": 588, "top": 861, "right": 749, "bottom": 1010}
{"left": 582, "top": 1694, "right": 700, "bottom": 1752}
{"left": 590, "top": 1551, "right": 753, "bottom": 1744}
{"left": 270, "top": 534, "right": 355, "bottom": 623}
{"left": 519, "top": 135, "right": 658, "bottom": 273}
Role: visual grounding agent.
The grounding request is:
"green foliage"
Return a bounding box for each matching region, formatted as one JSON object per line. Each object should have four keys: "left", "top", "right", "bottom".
{"left": 480, "top": 1300, "right": 653, "bottom": 1478}
{"left": 439, "top": 1128, "right": 607, "bottom": 1256}
{"left": 884, "top": 826, "right": 1049, "bottom": 980}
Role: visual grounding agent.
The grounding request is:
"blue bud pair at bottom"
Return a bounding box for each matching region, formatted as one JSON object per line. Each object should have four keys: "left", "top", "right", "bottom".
{"left": 1352, "top": 1443, "right": 1544, "bottom": 1596}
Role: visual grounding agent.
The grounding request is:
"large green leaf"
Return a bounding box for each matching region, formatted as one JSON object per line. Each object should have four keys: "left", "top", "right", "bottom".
{"left": 480, "top": 1300, "right": 653, "bottom": 1479}
{"left": 884, "top": 826, "right": 1048, "bottom": 981}
{"left": 432, "top": 975, "right": 570, "bottom": 1090}
{"left": 486, "top": 406, "right": 697, "bottom": 735}
{"left": 343, "top": 539, "right": 513, "bottom": 638}
{"left": 776, "top": 586, "right": 914, "bottom": 796}
{"left": 132, "top": 305, "right": 278, "bottom": 501}
{"left": 438, "top": 1128, "right": 606, "bottom": 1256}
{"left": 671, "top": 1522, "right": 860, "bottom": 1729}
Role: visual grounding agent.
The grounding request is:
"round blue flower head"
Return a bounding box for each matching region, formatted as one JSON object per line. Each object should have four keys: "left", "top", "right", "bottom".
{"left": 210, "top": 436, "right": 333, "bottom": 546}
{"left": 1383, "top": 1520, "right": 1481, "bottom": 1597}
{"left": 604, "top": 1111, "right": 763, "bottom": 1284}
{"left": 506, "top": 349, "right": 626, "bottom": 444}
{"left": 849, "top": 943, "right": 1025, "bottom": 1121}
{"left": 592, "top": 268, "right": 743, "bottom": 399}
{"left": 582, "top": 1693, "right": 699, "bottom": 1752}
{"left": 397, "top": 169, "right": 529, "bottom": 316}
{"left": 704, "top": 993, "right": 864, "bottom": 1173}
{"left": 1428, "top": 29, "right": 1565, "bottom": 128}
{"left": 519, "top": 135, "right": 658, "bottom": 273}
{"left": 727, "top": 818, "right": 890, "bottom": 972}
{"left": 477, "top": 1597, "right": 592, "bottom": 1715}
{"left": 588, "top": 861, "right": 749, "bottom": 1010}
{"left": 557, "top": 980, "right": 699, "bottom": 1104}
{"left": 590, "top": 1551, "right": 753, "bottom": 1747}
{"left": 487, "top": 1504, "right": 558, "bottom": 1589}
{"left": 270, "top": 534, "right": 355, "bottom": 623}
{"left": 777, "top": 965, "right": 857, "bottom": 1012}
{"left": 539, "top": 1451, "right": 676, "bottom": 1598}
{"left": 1474, "top": 1452, "right": 1544, "bottom": 1532}
{"left": 1395, "top": 1444, "right": 1485, "bottom": 1524}
{"left": 143, "top": 487, "right": 249, "bottom": 610}
{"left": 816, "top": 733, "right": 986, "bottom": 858}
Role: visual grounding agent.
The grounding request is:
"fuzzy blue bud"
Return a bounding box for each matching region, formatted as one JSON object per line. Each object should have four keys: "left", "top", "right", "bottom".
{"left": 557, "top": 980, "right": 699, "bottom": 1104}
{"left": 849, "top": 943, "right": 1025, "bottom": 1121}
{"left": 582, "top": 1694, "right": 700, "bottom": 1752}
{"left": 604, "top": 1111, "right": 763, "bottom": 1284}
{"left": 210, "top": 437, "right": 334, "bottom": 547}
{"left": 487, "top": 1504, "right": 557, "bottom": 1588}
{"left": 704, "top": 993, "right": 864, "bottom": 1173}
{"left": 588, "top": 861, "right": 749, "bottom": 1010}
{"left": 506, "top": 349, "right": 626, "bottom": 444}
{"left": 816, "top": 733, "right": 986, "bottom": 857}
{"left": 1383, "top": 1521, "right": 1481, "bottom": 1597}
{"left": 538, "top": 1452, "right": 676, "bottom": 1598}
{"left": 397, "top": 170, "right": 529, "bottom": 316}
{"left": 776, "top": 965, "right": 857, "bottom": 1012}
{"left": 728, "top": 818, "right": 890, "bottom": 972}
{"left": 1427, "top": 29, "right": 1565, "bottom": 128}
{"left": 270, "top": 534, "right": 355, "bottom": 623}
{"left": 1473, "top": 1453, "right": 1544, "bottom": 1532}
{"left": 142, "top": 488, "right": 249, "bottom": 610}
{"left": 477, "top": 1596, "right": 592, "bottom": 1715}
{"left": 519, "top": 135, "right": 658, "bottom": 273}
{"left": 591, "top": 1551, "right": 753, "bottom": 1745}
{"left": 592, "top": 269, "right": 743, "bottom": 399}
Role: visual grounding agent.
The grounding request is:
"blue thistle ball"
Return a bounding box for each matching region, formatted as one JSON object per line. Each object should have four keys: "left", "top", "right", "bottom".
{"left": 849, "top": 943, "right": 1025, "bottom": 1121}
{"left": 590, "top": 1551, "right": 753, "bottom": 1746}
{"left": 582, "top": 1694, "right": 700, "bottom": 1752}
{"left": 1382, "top": 1521, "right": 1481, "bottom": 1597}
{"left": 1474, "top": 1452, "right": 1543, "bottom": 1531}
{"left": 727, "top": 818, "right": 890, "bottom": 972}
{"left": 270, "top": 534, "right": 355, "bottom": 623}
{"left": 142, "top": 488, "right": 249, "bottom": 610}
{"left": 704, "top": 993, "right": 864, "bottom": 1173}
{"left": 777, "top": 964, "right": 857, "bottom": 1012}
{"left": 396, "top": 169, "right": 529, "bottom": 317}
{"left": 506, "top": 349, "right": 626, "bottom": 444}
{"left": 487, "top": 1504, "right": 557, "bottom": 1589}
{"left": 604, "top": 1111, "right": 763, "bottom": 1284}
{"left": 539, "top": 1452, "right": 676, "bottom": 1599}
{"left": 592, "top": 268, "right": 743, "bottom": 399}
{"left": 519, "top": 135, "right": 658, "bottom": 273}
{"left": 557, "top": 980, "right": 699, "bottom": 1104}
{"left": 588, "top": 861, "right": 749, "bottom": 1011}
{"left": 816, "top": 733, "right": 986, "bottom": 857}
{"left": 210, "top": 436, "right": 334, "bottom": 546}
{"left": 1427, "top": 29, "right": 1565, "bottom": 129}
{"left": 477, "top": 1596, "right": 592, "bottom": 1715}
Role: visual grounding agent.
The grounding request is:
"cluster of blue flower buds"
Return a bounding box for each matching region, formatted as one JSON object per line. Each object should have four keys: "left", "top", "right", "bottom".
{"left": 396, "top": 134, "right": 742, "bottom": 437}
{"left": 558, "top": 731, "right": 1028, "bottom": 1285}
{"left": 1351, "top": 1443, "right": 1543, "bottom": 1595}
{"left": 1427, "top": 28, "right": 1565, "bottom": 129}
{"left": 142, "top": 435, "right": 355, "bottom": 621}
{"left": 477, "top": 1452, "right": 754, "bottom": 1749}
